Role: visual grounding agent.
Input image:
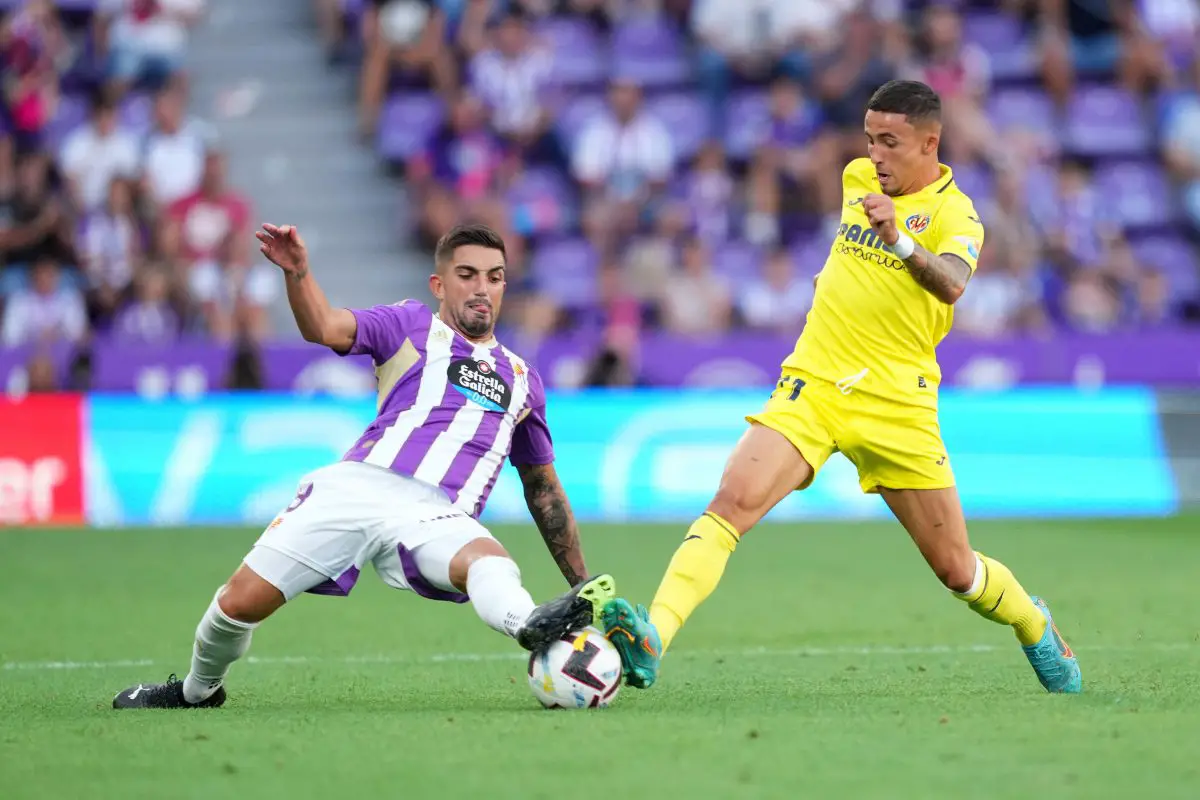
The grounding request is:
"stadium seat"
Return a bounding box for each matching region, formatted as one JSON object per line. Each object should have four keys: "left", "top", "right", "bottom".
{"left": 714, "top": 240, "right": 763, "bottom": 283}
{"left": 644, "top": 92, "right": 708, "bottom": 160}
{"left": 1021, "top": 166, "right": 1060, "bottom": 208}
{"left": 961, "top": 12, "right": 1023, "bottom": 51}
{"left": 119, "top": 93, "right": 155, "bottom": 137}
{"left": 554, "top": 92, "right": 607, "bottom": 150}
{"left": 960, "top": 11, "right": 1038, "bottom": 84}
{"left": 44, "top": 93, "right": 91, "bottom": 151}
{"left": 509, "top": 166, "right": 574, "bottom": 208}
{"left": 1092, "top": 160, "right": 1178, "bottom": 232}
{"left": 987, "top": 87, "right": 1058, "bottom": 135}
{"left": 724, "top": 90, "right": 770, "bottom": 160}
{"left": 610, "top": 16, "right": 690, "bottom": 89}
{"left": 376, "top": 92, "right": 445, "bottom": 162}
{"left": 1129, "top": 234, "right": 1200, "bottom": 296}
{"left": 789, "top": 234, "right": 831, "bottom": 278}
{"left": 506, "top": 166, "right": 577, "bottom": 234}
{"left": 1063, "top": 85, "right": 1152, "bottom": 158}
{"left": 535, "top": 17, "right": 608, "bottom": 87}
{"left": 0, "top": 0, "right": 97, "bottom": 8}
{"left": 530, "top": 237, "right": 600, "bottom": 307}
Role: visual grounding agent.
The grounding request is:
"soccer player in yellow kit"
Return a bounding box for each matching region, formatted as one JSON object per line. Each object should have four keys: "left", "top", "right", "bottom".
{"left": 601, "top": 80, "right": 1082, "bottom": 694}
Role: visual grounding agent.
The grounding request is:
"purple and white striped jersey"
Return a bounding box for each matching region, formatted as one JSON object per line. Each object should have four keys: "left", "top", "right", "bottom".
{"left": 339, "top": 299, "right": 553, "bottom": 518}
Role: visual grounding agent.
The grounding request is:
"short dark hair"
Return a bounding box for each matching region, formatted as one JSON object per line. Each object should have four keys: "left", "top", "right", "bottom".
{"left": 434, "top": 223, "right": 507, "bottom": 267}
{"left": 497, "top": 5, "right": 529, "bottom": 24}
{"left": 90, "top": 85, "right": 121, "bottom": 116}
{"left": 866, "top": 80, "right": 942, "bottom": 125}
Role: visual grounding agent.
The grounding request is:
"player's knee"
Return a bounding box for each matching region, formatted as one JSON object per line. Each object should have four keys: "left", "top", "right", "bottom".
{"left": 708, "top": 478, "right": 767, "bottom": 531}
{"left": 216, "top": 586, "right": 269, "bottom": 624}
{"left": 218, "top": 567, "right": 285, "bottom": 624}
{"left": 448, "top": 537, "right": 511, "bottom": 592}
{"left": 932, "top": 552, "right": 976, "bottom": 594}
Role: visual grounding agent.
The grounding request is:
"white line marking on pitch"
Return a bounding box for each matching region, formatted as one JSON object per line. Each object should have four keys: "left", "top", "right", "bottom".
{"left": 1, "top": 659, "right": 157, "bottom": 671}
{"left": 2, "top": 643, "right": 1194, "bottom": 672}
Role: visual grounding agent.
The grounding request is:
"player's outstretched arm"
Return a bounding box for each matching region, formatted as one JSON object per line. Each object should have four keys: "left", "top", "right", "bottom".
{"left": 515, "top": 462, "right": 588, "bottom": 587}
{"left": 256, "top": 223, "right": 357, "bottom": 353}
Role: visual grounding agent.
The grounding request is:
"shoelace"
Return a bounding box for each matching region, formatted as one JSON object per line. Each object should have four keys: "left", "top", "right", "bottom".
{"left": 144, "top": 673, "right": 183, "bottom": 704}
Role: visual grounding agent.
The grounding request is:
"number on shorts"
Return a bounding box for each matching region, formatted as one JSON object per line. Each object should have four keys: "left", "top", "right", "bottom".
{"left": 285, "top": 482, "right": 313, "bottom": 513}
{"left": 776, "top": 376, "right": 805, "bottom": 402}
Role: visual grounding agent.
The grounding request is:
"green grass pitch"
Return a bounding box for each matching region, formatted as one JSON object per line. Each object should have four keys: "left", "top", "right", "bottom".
{"left": 3, "top": 516, "right": 1200, "bottom": 799}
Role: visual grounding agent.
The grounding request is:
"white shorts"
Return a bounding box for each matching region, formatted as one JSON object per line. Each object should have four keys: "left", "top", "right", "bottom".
{"left": 189, "top": 260, "right": 278, "bottom": 307}
{"left": 243, "top": 461, "right": 496, "bottom": 602}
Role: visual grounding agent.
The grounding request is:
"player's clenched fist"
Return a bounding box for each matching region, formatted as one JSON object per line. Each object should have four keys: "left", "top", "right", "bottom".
{"left": 862, "top": 193, "right": 899, "bottom": 246}
{"left": 256, "top": 223, "right": 309, "bottom": 277}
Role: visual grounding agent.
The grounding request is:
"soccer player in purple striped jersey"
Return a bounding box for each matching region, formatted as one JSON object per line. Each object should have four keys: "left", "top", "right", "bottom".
{"left": 112, "top": 223, "right": 616, "bottom": 710}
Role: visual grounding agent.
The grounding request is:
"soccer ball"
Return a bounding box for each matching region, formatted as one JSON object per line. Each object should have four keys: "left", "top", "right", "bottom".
{"left": 527, "top": 626, "right": 623, "bottom": 709}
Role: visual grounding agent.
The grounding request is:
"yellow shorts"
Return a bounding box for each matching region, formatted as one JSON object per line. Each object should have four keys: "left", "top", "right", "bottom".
{"left": 745, "top": 368, "right": 955, "bottom": 494}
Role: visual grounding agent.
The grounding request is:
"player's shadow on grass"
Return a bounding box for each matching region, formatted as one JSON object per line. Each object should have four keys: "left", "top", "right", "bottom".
{"left": 239, "top": 690, "right": 547, "bottom": 715}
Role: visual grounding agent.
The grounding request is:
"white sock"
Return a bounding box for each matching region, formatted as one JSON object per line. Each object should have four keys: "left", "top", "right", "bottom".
{"left": 182, "top": 588, "right": 258, "bottom": 704}
{"left": 466, "top": 557, "right": 536, "bottom": 639}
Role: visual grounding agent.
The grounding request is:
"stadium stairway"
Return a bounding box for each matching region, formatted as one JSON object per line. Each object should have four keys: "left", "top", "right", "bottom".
{"left": 182, "top": 0, "right": 429, "bottom": 335}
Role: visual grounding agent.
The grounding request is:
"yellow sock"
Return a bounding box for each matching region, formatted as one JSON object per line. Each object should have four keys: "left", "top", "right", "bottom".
{"left": 648, "top": 512, "right": 740, "bottom": 653}
{"left": 956, "top": 552, "right": 1047, "bottom": 646}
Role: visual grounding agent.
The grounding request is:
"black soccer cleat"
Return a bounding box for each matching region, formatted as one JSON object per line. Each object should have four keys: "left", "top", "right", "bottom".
{"left": 516, "top": 574, "right": 617, "bottom": 653}
{"left": 112, "top": 674, "right": 226, "bottom": 710}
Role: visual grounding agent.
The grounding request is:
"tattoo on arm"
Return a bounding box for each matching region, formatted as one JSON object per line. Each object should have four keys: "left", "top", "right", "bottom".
{"left": 288, "top": 265, "right": 309, "bottom": 282}
{"left": 902, "top": 247, "right": 972, "bottom": 304}
{"left": 517, "top": 463, "right": 587, "bottom": 586}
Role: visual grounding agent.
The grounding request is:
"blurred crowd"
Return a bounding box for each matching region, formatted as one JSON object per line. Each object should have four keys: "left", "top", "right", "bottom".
{"left": 329, "top": 0, "right": 1200, "bottom": 362}
{"left": 5, "top": 0, "right": 1200, "bottom": 392}
{"left": 0, "top": 0, "right": 274, "bottom": 363}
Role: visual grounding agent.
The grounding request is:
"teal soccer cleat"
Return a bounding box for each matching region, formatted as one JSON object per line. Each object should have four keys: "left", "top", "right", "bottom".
{"left": 1022, "top": 596, "right": 1082, "bottom": 693}
{"left": 601, "top": 598, "right": 662, "bottom": 689}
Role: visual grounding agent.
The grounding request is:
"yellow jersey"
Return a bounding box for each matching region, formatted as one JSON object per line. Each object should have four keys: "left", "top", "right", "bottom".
{"left": 784, "top": 158, "right": 985, "bottom": 410}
